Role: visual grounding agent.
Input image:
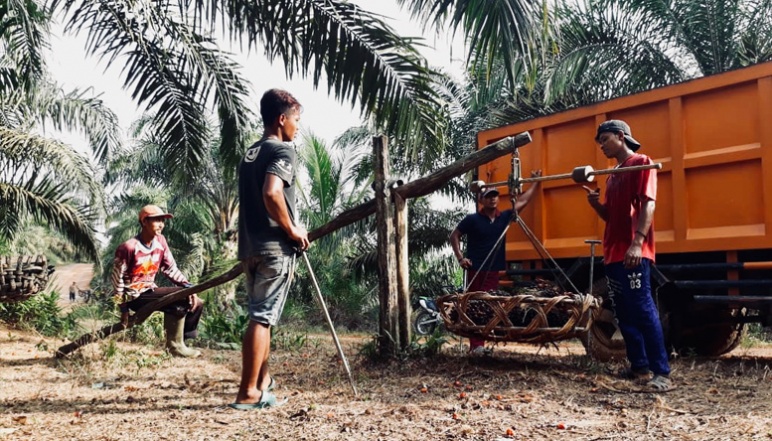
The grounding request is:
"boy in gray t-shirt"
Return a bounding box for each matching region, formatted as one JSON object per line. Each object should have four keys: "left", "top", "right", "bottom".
{"left": 230, "top": 89, "right": 309, "bottom": 410}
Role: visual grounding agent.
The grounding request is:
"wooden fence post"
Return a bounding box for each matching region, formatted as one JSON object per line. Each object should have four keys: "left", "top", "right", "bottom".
{"left": 394, "top": 192, "right": 410, "bottom": 350}
{"left": 373, "top": 135, "right": 399, "bottom": 357}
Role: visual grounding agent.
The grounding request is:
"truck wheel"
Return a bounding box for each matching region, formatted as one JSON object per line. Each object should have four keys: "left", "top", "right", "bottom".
{"left": 582, "top": 280, "right": 627, "bottom": 361}
{"left": 673, "top": 306, "right": 746, "bottom": 356}
{"left": 414, "top": 311, "right": 438, "bottom": 336}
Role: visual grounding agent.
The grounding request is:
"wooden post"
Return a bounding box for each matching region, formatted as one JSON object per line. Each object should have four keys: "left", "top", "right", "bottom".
{"left": 373, "top": 135, "right": 399, "bottom": 357}
{"left": 394, "top": 192, "right": 410, "bottom": 350}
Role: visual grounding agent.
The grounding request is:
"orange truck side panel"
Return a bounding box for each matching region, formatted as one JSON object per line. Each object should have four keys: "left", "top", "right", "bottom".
{"left": 476, "top": 62, "right": 772, "bottom": 262}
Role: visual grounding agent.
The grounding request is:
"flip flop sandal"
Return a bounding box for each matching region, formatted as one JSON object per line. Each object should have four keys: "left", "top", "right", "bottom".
{"left": 228, "top": 391, "right": 287, "bottom": 410}
{"left": 645, "top": 375, "right": 675, "bottom": 393}
{"left": 264, "top": 376, "right": 276, "bottom": 392}
{"left": 618, "top": 367, "right": 652, "bottom": 383}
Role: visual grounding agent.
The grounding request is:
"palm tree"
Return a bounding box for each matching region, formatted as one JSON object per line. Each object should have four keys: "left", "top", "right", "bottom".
{"left": 542, "top": 0, "right": 772, "bottom": 108}
{"left": 46, "top": 0, "right": 452, "bottom": 170}
{"left": 1, "top": 0, "right": 124, "bottom": 260}
{"left": 296, "top": 132, "right": 372, "bottom": 253}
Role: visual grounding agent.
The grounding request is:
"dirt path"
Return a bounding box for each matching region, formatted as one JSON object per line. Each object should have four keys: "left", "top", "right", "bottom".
{"left": 48, "top": 263, "right": 95, "bottom": 309}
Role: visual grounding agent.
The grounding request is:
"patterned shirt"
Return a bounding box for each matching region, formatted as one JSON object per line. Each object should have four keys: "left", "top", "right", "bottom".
{"left": 111, "top": 234, "right": 189, "bottom": 303}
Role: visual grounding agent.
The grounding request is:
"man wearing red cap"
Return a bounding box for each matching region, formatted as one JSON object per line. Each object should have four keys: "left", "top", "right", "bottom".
{"left": 111, "top": 204, "right": 204, "bottom": 358}
{"left": 584, "top": 120, "right": 673, "bottom": 392}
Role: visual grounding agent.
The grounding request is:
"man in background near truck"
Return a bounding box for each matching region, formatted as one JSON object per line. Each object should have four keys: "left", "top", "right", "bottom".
{"left": 450, "top": 170, "right": 541, "bottom": 354}
{"left": 69, "top": 282, "right": 78, "bottom": 302}
{"left": 584, "top": 120, "right": 674, "bottom": 392}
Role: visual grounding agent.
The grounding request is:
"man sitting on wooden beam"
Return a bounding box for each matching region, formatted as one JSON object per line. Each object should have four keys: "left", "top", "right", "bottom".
{"left": 112, "top": 204, "right": 204, "bottom": 358}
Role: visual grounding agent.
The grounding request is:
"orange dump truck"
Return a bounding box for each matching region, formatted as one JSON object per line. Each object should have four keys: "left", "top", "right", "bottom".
{"left": 476, "top": 61, "right": 772, "bottom": 360}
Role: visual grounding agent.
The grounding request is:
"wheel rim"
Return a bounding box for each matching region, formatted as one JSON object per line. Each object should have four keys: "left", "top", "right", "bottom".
{"left": 414, "top": 312, "right": 438, "bottom": 335}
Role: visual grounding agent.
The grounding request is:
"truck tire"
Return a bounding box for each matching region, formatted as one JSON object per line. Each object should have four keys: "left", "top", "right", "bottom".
{"left": 672, "top": 306, "right": 746, "bottom": 356}
{"left": 582, "top": 280, "right": 627, "bottom": 362}
{"left": 414, "top": 311, "right": 438, "bottom": 336}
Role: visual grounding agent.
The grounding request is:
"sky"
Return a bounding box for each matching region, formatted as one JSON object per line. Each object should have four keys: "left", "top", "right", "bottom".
{"left": 46, "top": 1, "right": 466, "bottom": 152}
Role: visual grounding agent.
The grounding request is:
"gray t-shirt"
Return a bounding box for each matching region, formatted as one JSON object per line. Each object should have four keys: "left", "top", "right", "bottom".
{"left": 238, "top": 138, "right": 298, "bottom": 258}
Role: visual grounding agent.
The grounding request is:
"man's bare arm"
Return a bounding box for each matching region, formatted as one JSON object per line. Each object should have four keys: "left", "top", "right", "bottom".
{"left": 263, "top": 173, "right": 309, "bottom": 250}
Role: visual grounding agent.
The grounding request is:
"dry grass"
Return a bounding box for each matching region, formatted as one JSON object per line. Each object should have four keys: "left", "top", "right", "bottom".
{"left": 1, "top": 325, "right": 772, "bottom": 441}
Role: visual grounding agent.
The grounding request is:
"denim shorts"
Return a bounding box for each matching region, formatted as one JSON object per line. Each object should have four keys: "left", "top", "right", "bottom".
{"left": 243, "top": 254, "right": 296, "bottom": 326}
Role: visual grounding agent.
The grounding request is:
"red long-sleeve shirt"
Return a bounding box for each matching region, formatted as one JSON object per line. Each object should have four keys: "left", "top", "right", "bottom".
{"left": 111, "top": 234, "right": 189, "bottom": 303}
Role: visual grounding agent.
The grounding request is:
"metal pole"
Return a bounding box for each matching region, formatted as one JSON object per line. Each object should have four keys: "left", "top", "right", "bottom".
{"left": 478, "top": 163, "right": 663, "bottom": 189}
{"left": 585, "top": 240, "right": 602, "bottom": 294}
{"left": 301, "top": 252, "right": 358, "bottom": 397}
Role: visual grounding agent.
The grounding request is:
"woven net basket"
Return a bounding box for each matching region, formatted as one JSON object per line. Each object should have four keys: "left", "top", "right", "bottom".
{"left": 0, "top": 255, "right": 52, "bottom": 303}
{"left": 437, "top": 284, "right": 600, "bottom": 344}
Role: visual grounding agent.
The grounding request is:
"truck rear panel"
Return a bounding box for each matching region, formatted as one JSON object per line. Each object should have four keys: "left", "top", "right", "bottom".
{"left": 477, "top": 62, "right": 772, "bottom": 263}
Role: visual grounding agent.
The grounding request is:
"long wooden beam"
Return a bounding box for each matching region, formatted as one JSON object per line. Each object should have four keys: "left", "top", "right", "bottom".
{"left": 393, "top": 132, "right": 531, "bottom": 199}
{"left": 307, "top": 132, "right": 532, "bottom": 239}
{"left": 55, "top": 131, "right": 531, "bottom": 357}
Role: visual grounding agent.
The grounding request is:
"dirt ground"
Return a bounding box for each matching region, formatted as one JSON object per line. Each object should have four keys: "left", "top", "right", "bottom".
{"left": 48, "top": 263, "right": 95, "bottom": 312}
{"left": 1, "top": 266, "right": 772, "bottom": 440}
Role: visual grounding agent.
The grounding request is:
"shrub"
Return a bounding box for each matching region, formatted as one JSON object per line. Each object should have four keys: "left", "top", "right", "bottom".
{"left": 0, "top": 291, "right": 77, "bottom": 337}
{"left": 199, "top": 301, "right": 250, "bottom": 346}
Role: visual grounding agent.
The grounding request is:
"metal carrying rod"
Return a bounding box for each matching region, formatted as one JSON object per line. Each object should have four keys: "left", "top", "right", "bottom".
{"left": 301, "top": 252, "right": 358, "bottom": 397}
{"left": 471, "top": 162, "right": 663, "bottom": 191}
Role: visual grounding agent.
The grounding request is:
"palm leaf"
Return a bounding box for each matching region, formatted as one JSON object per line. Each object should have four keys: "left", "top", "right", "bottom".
{"left": 50, "top": 0, "right": 253, "bottom": 177}
{"left": 0, "top": 126, "right": 104, "bottom": 207}
{"left": 0, "top": 179, "right": 99, "bottom": 262}
{"left": 397, "top": 0, "right": 535, "bottom": 87}
{"left": 27, "top": 80, "right": 123, "bottom": 162}
{"left": 185, "top": 0, "right": 447, "bottom": 159}
{"left": 736, "top": 0, "right": 772, "bottom": 65}
{"left": 545, "top": 0, "right": 685, "bottom": 103}
{"left": 0, "top": 0, "right": 49, "bottom": 93}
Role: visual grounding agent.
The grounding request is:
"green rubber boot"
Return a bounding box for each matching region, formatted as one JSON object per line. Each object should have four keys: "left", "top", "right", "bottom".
{"left": 164, "top": 313, "right": 201, "bottom": 358}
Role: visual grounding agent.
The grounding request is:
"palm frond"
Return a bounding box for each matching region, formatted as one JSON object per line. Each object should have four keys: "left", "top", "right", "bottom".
{"left": 736, "top": 0, "right": 772, "bottom": 65}
{"left": 0, "top": 179, "right": 99, "bottom": 262}
{"left": 0, "top": 0, "right": 49, "bottom": 92}
{"left": 0, "top": 126, "right": 104, "bottom": 207}
{"left": 397, "top": 0, "right": 535, "bottom": 87}
{"left": 613, "top": 0, "right": 745, "bottom": 75}
{"left": 546, "top": 0, "right": 685, "bottom": 102}
{"left": 50, "top": 0, "right": 252, "bottom": 177}
{"left": 29, "top": 81, "right": 123, "bottom": 162}
{"left": 185, "top": 0, "right": 448, "bottom": 159}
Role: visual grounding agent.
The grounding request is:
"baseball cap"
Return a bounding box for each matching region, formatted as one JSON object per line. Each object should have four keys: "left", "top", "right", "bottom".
{"left": 595, "top": 120, "right": 641, "bottom": 151}
{"left": 138, "top": 204, "right": 174, "bottom": 223}
{"left": 482, "top": 188, "right": 500, "bottom": 198}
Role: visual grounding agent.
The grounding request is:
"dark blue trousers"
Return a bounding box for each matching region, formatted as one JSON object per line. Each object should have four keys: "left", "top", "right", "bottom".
{"left": 605, "top": 259, "right": 670, "bottom": 376}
